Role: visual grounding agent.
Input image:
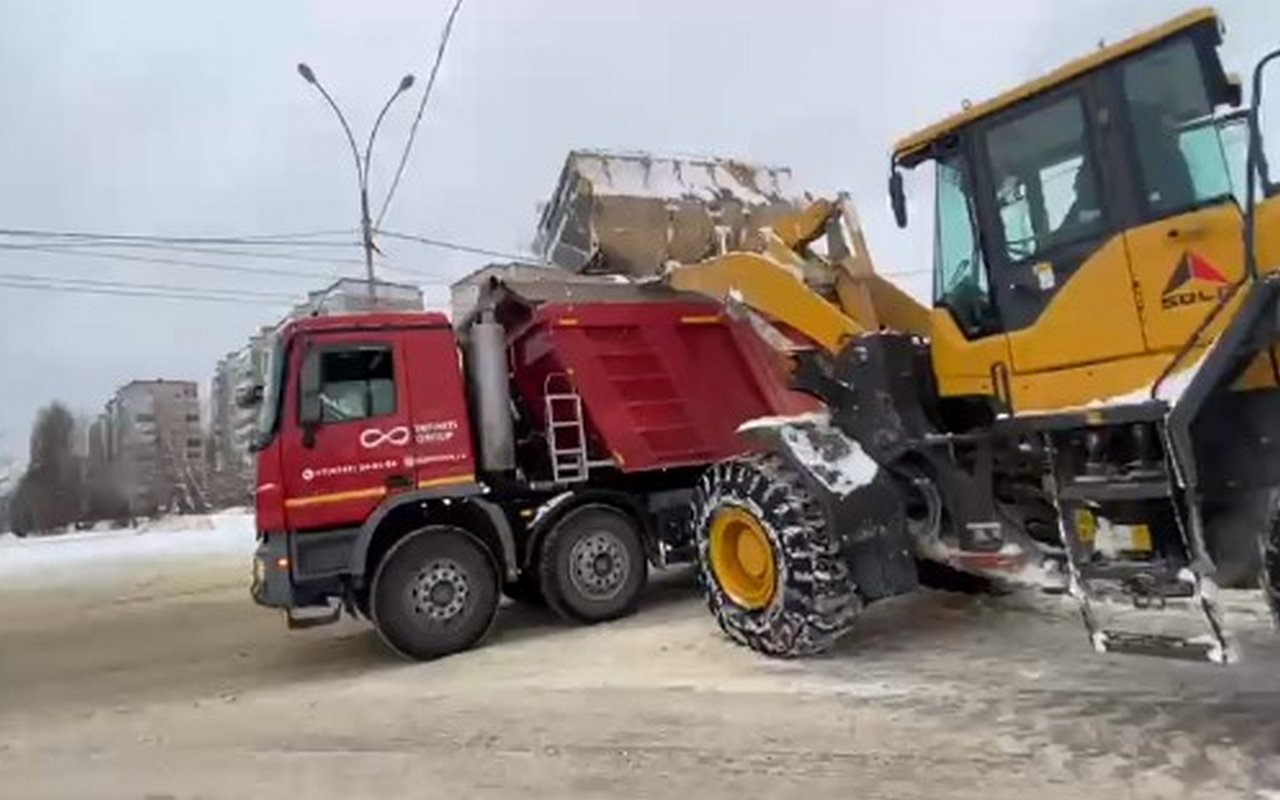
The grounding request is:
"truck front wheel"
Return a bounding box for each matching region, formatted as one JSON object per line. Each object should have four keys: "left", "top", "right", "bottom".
{"left": 540, "top": 505, "right": 647, "bottom": 623}
{"left": 370, "top": 526, "right": 500, "bottom": 660}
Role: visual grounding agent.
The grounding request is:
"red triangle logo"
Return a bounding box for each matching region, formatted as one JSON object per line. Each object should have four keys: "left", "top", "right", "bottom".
{"left": 1186, "top": 252, "right": 1228, "bottom": 285}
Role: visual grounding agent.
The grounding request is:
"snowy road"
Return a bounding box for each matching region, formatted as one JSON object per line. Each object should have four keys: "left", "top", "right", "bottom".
{"left": 1, "top": 514, "right": 1279, "bottom": 798}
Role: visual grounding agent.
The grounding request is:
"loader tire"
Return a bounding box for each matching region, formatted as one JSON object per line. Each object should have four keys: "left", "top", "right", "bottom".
{"left": 1204, "top": 495, "right": 1267, "bottom": 589}
{"left": 1263, "top": 504, "right": 1280, "bottom": 627}
{"left": 693, "top": 455, "right": 861, "bottom": 658}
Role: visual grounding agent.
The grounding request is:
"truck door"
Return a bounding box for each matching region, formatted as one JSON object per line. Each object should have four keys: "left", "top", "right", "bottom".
{"left": 399, "top": 326, "right": 477, "bottom": 491}
{"left": 282, "top": 333, "right": 414, "bottom": 532}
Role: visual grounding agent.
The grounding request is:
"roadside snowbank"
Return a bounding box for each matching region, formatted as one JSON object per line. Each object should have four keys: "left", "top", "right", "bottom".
{"left": 0, "top": 511, "right": 255, "bottom": 580}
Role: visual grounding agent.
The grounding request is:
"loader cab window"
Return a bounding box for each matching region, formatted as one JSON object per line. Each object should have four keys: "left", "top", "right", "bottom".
{"left": 312, "top": 345, "right": 396, "bottom": 423}
{"left": 1122, "top": 37, "right": 1234, "bottom": 215}
{"left": 934, "top": 153, "right": 996, "bottom": 336}
{"left": 984, "top": 95, "right": 1103, "bottom": 261}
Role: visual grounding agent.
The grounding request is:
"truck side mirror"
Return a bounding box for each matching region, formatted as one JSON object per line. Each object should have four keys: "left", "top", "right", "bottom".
{"left": 298, "top": 348, "right": 322, "bottom": 447}
{"left": 889, "top": 170, "right": 908, "bottom": 229}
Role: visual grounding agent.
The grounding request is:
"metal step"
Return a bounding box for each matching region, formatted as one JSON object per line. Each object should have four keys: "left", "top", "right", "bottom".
{"left": 1048, "top": 423, "right": 1232, "bottom": 664}
{"left": 1076, "top": 561, "right": 1186, "bottom": 585}
{"left": 286, "top": 604, "right": 341, "bottom": 629}
{"left": 1090, "top": 629, "right": 1227, "bottom": 663}
{"left": 1058, "top": 479, "right": 1172, "bottom": 502}
{"left": 1074, "top": 571, "right": 1233, "bottom": 664}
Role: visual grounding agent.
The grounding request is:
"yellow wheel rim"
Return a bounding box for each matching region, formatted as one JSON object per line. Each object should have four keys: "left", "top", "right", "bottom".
{"left": 708, "top": 506, "right": 776, "bottom": 610}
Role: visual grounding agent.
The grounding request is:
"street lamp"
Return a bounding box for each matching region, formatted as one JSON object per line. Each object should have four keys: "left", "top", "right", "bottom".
{"left": 297, "top": 63, "right": 416, "bottom": 302}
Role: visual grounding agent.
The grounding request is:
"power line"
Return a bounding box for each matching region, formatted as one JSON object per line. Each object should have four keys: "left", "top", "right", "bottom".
{"left": 7, "top": 243, "right": 357, "bottom": 282}
{"left": 375, "top": 0, "right": 466, "bottom": 227}
{"left": 0, "top": 238, "right": 366, "bottom": 266}
{"left": 0, "top": 223, "right": 544, "bottom": 269}
{"left": 0, "top": 278, "right": 287, "bottom": 306}
{"left": 0, "top": 227, "right": 360, "bottom": 247}
{"left": 4, "top": 227, "right": 923, "bottom": 283}
{"left": 378, "top": 228, "right": 537, "bottom": 262}
{"left": 0, "top": 271, "right": 299, "bottom": 300}
{"left": 3, "top": 241, "right": 457, "bottom": 288}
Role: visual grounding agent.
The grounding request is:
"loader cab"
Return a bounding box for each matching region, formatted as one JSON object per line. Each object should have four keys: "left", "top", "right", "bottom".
{"left": 889, "top": 8, "right": 1263, "bottom": 412}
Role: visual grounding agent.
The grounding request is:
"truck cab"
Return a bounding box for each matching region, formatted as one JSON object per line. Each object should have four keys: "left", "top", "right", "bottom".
{"left": 252, "top": 312, "right": 476, "bottom": 540}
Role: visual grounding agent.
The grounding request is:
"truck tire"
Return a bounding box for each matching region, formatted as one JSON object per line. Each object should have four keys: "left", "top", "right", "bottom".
{"left": 692, "top": 455, "right": 861, "bottom": 658}
{"left": 539, "top": 505, "right": 647, "bottom": 624}
{"left": 370, "top": 526, "right": 500, "bottom": 660}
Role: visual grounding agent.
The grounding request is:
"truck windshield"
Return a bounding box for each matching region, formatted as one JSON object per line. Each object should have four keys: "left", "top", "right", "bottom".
{"left": 254, "top": 335, "right": 287, "bottom": 447}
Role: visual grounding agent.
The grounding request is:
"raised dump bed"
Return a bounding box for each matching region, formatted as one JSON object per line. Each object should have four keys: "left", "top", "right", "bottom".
{"left": 506, "top": 298, "right": 815, "bottom": 475}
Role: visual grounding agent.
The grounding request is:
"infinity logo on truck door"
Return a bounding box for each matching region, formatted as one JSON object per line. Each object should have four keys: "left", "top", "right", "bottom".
{"left": 359, "top": 425, "right": 412, "bottom": 449}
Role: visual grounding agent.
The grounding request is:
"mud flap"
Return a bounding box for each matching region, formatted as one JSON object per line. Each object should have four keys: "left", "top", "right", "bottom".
{"left": 740, "top": 416, "right": 918, "bottom": 601}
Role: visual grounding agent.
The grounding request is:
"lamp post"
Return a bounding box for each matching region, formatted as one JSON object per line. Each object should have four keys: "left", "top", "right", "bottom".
{"left": 297, "top": 63, "right": 415, "bottom": 303}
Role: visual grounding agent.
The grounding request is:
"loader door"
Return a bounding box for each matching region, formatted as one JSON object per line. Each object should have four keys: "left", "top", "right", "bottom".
{"left": 929, "top": 150, "right": 1013, "bottom": 399}
{"left": 1116, "top": 36, "right": 1245, "bottom": 351}
{"left": 978, "top": 81, "right": 1147, "bottom": 375}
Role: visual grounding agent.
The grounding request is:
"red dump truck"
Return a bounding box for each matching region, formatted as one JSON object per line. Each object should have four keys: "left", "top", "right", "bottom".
{"left": 248, "top": 282, "right": 811, "bottom": 658}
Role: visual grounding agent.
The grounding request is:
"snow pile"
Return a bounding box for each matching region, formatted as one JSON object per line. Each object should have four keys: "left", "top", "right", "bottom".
{"left": 737, "top": 412, "right": 880, "bottom": 496}
{"left": 572, "top": 151, "right": 802, "bottom": 205}
{"left": 0, "top": 511, "right": 255, "bottom": 580}
{"left": 737, "top": 410, "right": 833, "bottom": 433}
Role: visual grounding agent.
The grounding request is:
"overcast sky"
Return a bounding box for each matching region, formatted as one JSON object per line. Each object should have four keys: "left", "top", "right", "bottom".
{"left": 0, "top": 0, "right": 1276, "bottom": 464}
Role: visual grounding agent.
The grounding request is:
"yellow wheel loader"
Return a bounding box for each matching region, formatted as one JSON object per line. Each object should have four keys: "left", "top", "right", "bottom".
{"left": 677, "top": 8, "right": 1280, "bottom": 662}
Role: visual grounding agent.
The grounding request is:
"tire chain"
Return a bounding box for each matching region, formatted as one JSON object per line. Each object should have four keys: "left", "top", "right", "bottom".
{"left": 693, "top": 454, "right": 862, "bottom": 657}
{"left": 1263, "top": 508, "right": 1280, "bottom": 628}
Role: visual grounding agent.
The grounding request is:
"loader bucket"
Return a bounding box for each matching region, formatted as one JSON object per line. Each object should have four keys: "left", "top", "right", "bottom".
{"left": 736, "top": 415, "right": 919, "bottom": 602}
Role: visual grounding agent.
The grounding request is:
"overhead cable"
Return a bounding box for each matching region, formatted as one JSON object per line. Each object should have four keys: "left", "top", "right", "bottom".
{"left": 375, "top": 0, "right": 466, "bottom": 227}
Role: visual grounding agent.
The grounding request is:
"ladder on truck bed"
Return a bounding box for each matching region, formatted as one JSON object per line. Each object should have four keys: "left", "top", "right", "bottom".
{"left": 544, "top": 373, "right": 591, "bottom": 484}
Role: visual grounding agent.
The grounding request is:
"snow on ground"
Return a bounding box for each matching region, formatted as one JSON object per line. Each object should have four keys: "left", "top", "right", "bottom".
{"left": 0, "top": 511, "right": 255, "bottom": 581}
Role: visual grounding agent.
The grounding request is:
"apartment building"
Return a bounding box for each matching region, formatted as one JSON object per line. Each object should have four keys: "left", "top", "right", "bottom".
{"left": 92, "top": 379, "right": 206, "bottom": 515}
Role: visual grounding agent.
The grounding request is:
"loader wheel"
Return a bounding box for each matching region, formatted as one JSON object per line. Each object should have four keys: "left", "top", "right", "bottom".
{"left": 1263, "top": 502, "right": 1280, "bottom": 627}
{"left": 693, "top": 455, "right": 861, "bottom": 657}
{"left": 371, "top": 526, "right": 500, "bottom": 660}
{"left": 540, "top": 505, "right": 647, "bottom": 624}
{"left": 1204, "top": 495, "right": 1267, "bottom": 588}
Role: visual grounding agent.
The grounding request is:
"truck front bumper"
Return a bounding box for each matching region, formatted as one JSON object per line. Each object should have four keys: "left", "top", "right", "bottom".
{"left": 251, "top": 530, "right": 361, "bottom": 628}
{"left": 251, "top": 534, "right": 294, "bottom": 609}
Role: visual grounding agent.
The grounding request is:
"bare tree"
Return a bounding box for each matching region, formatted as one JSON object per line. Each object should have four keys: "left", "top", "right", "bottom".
{"left": 9, "top": 402, "right": 85, "bottom": 533}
